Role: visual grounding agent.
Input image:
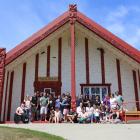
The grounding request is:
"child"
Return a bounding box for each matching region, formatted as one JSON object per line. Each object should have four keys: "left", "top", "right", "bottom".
{"left": 94, "top": 106, "right": 100, "bottom": 123}
{"left": 54, "top": 107, "right": 61, "bottom": 123}
{"left": 49, "top": 108, "right": 55, "bottom": 123}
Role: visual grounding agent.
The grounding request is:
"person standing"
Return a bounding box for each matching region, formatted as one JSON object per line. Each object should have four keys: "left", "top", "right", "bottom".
{"left": 115, "top": 91, "right": 124, "bottom": 109}
{"left": 31, "top": 92, "right": 38, "bottom": 122}
{"left": 40, "top": 92, "right": 48, "bottom": 122}
{"left": 24, "top": 95, "right": 31, "bottom": 121}
{"left": 61, "top": 95, "right": 69, "bottom": 122}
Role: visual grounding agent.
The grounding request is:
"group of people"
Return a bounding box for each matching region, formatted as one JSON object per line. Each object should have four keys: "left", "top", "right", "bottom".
{"left": 14, "top": 91, "right": 125, "bottom": 124}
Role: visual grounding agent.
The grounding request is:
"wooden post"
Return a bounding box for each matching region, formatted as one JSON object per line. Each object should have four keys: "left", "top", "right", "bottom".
{"left": 0, "top": 48, "right": 6, "bottom": 122}
{"left": 69, "top": 4, "right": 77, "bottom": 111}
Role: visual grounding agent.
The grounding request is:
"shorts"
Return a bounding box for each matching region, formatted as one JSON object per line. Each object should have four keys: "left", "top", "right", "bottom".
{"left": 63, "top": 109, "right": 69, "bottom": 115}
{"left": 40, "top": 106, "right": 48, "bottom": 115}
{"left": 31, "top": 106, "right": 37, "bottom": 113}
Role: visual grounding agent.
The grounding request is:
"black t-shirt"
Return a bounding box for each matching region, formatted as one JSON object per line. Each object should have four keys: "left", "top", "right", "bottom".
{"left": 48, "top": 98, "right": 55, "bottom": 110}
{"left": 83, "top": 98, "right": 90, "bottom": 107}
{"left": 94, "top": 99, "right": 101, "bottom": 106}
{"left": 31, "top": 96, "right": 37, "bottom": 106}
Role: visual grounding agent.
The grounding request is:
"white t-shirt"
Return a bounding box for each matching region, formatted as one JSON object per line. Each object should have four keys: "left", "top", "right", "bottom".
{"left": 110, "top": 98, "right": 117, "bottom": 109}
{"left": 76, "top": 106, "right": 82, "bottom": 114}
{"left": 94, "top": 109, "right": 100, "bottom": 117}
{"left": 16, "top": 107, "right": 24, "bottom": 115}
{"left": 86, "top": 107, "right": 94, "bottom": 116}
{"left": 78, "top": 112, "right": 88, "bottom": 118}
{"left": 25, "top": 100, "right": 31, "bottom": 109}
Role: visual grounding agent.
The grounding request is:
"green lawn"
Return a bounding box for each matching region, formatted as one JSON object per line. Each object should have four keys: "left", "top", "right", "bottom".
{"left": 0, "top": 126, "right": 65, "bottom": 140}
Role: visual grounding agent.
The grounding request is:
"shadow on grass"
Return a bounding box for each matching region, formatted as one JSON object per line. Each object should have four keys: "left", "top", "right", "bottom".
{"left": 0, "top": 126, "right": 65, "bottom": 140}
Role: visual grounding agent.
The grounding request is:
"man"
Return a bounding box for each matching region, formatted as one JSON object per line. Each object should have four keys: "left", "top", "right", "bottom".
{"left": 31, "top": 92, "right": 38, "bottom": 121}
{"left": 40, "top": 92, "right": 48, "bottom": 122}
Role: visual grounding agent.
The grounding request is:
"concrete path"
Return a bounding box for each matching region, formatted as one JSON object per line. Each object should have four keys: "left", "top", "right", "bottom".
{"left": 0, "top": 123, "right": 140, "bottom": 140}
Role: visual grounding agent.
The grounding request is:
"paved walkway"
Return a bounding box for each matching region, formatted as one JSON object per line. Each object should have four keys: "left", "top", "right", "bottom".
{"left": 0, "top": 123, "right": 140, "bottom": 140}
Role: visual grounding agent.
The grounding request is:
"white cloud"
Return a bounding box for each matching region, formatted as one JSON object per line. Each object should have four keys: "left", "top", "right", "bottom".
{"left": 107, "top": 23, "right": 125, "bottom": 35}
{"left": 108, "top": 5, "right": 129, "bottom": 22}
{"left": 105, "top": 5, "right": 140, "bottom": 50}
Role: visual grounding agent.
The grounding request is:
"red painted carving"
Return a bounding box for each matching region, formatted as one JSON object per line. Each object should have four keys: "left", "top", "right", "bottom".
{"left": 69, "top": 4, "right": 77, "bottom": 24}
{"left": 47, "top": 46, "right": 50, "bottom": 77}
{"left": 69, "top": 4, "right": 77, "bottom": 111}
{"left": 85, "top": 38, "right": 90, "bottom": 84}
{"left": 97, "top": 48, "right": 105, "bottom": 84}
{"left": 0, "top": 48, "right": 6, "bottom": 121}
{"left": 116, "top": 59, "right": 122, "bottom": 95}
{"left": 69, "top": 4, "right": 77, "bottom": 12}
{"left": 132, "top": 70, "right": 140, "bottom": 110}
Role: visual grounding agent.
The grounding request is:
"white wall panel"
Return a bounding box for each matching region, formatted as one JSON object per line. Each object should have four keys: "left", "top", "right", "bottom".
{"left": 75, "top": 32, "right": 86, "bottom": 96}
{"left": 25, "top": 55, "right": 35, "bottom": 96}
{"left": 50, "top": 39, "right": 58, "bottom": 77}
{"left": 89, "top": 38, "right": 102, "bottom": 83}
{"left": 121, "top": 61, "right": 136, "bottom": 110}
{"left": 38, "top": 48, "right": 47, "bottom": 77}
{"left": 104, "top": 50, "right": 118, "bottom": 93}
{"left": 61, "top": 33, "right": 71, "bottom": 93}
{"left": 10, "top": 64, "right": 22, "bottom": 120}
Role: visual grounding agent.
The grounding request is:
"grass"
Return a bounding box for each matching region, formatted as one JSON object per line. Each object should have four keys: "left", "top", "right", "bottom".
{"left": 0, "top": 126, "right": 65, "bottom": 140}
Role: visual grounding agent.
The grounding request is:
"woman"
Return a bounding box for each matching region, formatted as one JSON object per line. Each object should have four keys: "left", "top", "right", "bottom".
{"left": 14, "top": 103, "right": 25, "bottom": 123}
{"left": 86, "top": 102, "right": 94, "bottom": 123}
{"left": 110, "top": 93, "right": 117, "bottom": 110}
{"left": 60, "top": 95, "right": 69, "bottom": 122}
{"left": 24, "top": 95, "right": 31, "bottom": 120}
{"left": 94, "top": 95, "right": 101, "bottom": 107}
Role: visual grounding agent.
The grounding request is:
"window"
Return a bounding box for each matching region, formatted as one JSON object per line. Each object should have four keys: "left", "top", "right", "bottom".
{"left": 81, "top": 84, "right": 111, "bottom": 101}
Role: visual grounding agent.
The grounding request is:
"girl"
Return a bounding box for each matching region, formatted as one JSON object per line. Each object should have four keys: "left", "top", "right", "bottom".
{"left": 54, "top": 107, "right": 61, "bottom": 123}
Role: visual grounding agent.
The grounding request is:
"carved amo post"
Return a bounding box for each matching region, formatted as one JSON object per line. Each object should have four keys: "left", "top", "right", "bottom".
{"left": 0, "top": 48, "right": 6, "bottom": 121}
{"left": 69, "top": 4, "right": 77, "bottom": 111}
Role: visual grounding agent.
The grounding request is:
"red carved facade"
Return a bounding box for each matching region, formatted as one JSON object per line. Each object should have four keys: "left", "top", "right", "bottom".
{"left": 69, "top": 4, "right": 77, "bottom": 111}
{"left": 85, "top": 38, "right": 90, "bottom": 84}
{"left": 0, "top": 48, "right": 6, "bottom": 120}
{"left": 5, "top": 5, "right": 140, "bottom": 66}
{"left": 1, "top": 5, "right": 140, "bottom": 122}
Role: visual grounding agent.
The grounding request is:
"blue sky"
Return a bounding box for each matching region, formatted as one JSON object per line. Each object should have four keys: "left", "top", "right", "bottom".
{"left": 0, "top": 0, "right": 140, "bottom": 51}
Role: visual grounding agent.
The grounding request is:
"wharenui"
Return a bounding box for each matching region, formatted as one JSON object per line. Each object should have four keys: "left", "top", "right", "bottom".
{"left": 0, "top": 5, "right": 140, "bottom": 122}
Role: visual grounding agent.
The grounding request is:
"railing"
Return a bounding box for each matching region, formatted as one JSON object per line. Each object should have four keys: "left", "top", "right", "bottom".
{"left": 112, "top": 100, "right": 140, "bottom": 123}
